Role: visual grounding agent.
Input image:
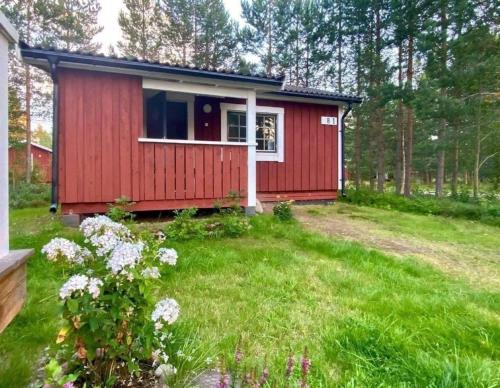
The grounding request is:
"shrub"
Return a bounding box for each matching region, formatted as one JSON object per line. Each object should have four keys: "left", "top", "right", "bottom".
{"left": 342, "top": 188, "right": 500, "bottom": 227}
{"left": 165, "top": 208, "right": 207, "bottom": 240}
{"left": 273, "top": 201, "right": 294, "bottom": 221}
{"left": 9, "top": 182, "right": 50, "bottom": 209}
{"left": 40, "top": 215, "right": 182, "bottom": 386}
{"left": 165, "top": 207, "right": 250, "bottom": 241}
{"left": 107, "top": 196, "right": 136, "bottom": 222}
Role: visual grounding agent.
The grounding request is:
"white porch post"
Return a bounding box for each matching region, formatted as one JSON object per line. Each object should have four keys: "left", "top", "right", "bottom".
{"left": 246, "top": 90, "right": 257, "bottom": 214}
{"left": 0, "top": 12, "right": 18, "bottom": 257}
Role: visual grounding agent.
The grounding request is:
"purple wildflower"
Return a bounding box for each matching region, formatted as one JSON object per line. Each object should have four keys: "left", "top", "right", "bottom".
{"left": 285, "top": 353, "right": 295, "bottom": 379}
{"left": 300, "top": 347, "right": 311, "bottom": 388}
{"left": 235, "top": 345, "right": 243, "bottom": 364}
{"left": 259, "top": 366, "right": 270, "bottom": 386}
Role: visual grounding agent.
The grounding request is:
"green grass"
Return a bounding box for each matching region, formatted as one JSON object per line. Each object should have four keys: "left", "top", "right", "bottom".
{"left": 342, "top": 188, "right": 500, "bottom": 227}
{"left": 1, "top": 208, "right": 499, "bottom": 386}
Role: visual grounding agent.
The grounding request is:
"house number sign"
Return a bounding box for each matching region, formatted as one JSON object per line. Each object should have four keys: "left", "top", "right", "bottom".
{"left": 321, "top": 116, "right": 337, "bottom": 125}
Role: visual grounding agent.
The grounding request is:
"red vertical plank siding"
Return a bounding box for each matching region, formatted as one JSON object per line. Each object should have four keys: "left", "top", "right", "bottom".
{"left": 309, "top": 105, "right": 318, "bottom": 190}
{"left": 185, "top": 145, "right": 195, "bottom": 199}
{"left": 300, "top": 108, "right": 309, "bottom": 190}
{"left": 175, "top": 145, "right": 185, "bottom": 199}
{"left": 194, "top": 147, "right": 205, "bottom": 199}
{"left": 154, "top": 144, "right": 166, "bottom": 200}
{"left": 222, "top": 147, "right": 231, "bottom": 196}
{"left": 213, "top": 147, "right": 223, "bottom": 199}
{"left": 130, "top": 79, "right": 142, "bottom": 201}
{"left": 58, "top": 69, "right": 143, "bottom": 205}
{"left": 144, "top": 144, "right": 155, "bottom": 201}
{"left": 204, "top": 147, "right": 214, "bottom": 198}
{"left": 239, "top": 148, "right": 248, "bottom": 199}
{"left": 100, "top": 76, "right": 114, "bottom": 202}
{"left": 256, "top": 100, "right": 339, "bottom": 198}
{"left": 292, "top": 105, "right": 302, "bottom": 191}
{"left": 58, "top": 73, "right": 66, "bottom": 201}
{"left": 165, "top": 147, "right": 175, "bottom": 200}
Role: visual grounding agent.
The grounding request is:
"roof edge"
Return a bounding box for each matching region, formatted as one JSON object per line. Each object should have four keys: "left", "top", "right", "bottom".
{"left": 20, "top": 43, "right": 285, "bottom": 86}
{"left": 271, "top": 90, "right": 362, "bottom": 104}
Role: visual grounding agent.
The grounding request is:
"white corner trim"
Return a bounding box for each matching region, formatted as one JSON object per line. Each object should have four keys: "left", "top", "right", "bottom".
{"left": 220, "top": 102, "right": 285, "bottom": 163}
{"left": 246, "top": 91, "right": 257, "bottom": 208}
{"left": 338, "top": 106, "right": 343, "bottom": 190}
{"left": 0, "top": 11, "right": 19, "bottom": 43}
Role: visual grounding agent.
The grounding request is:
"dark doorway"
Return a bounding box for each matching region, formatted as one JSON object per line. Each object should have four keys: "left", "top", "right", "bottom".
{"left": 145, "top": 91, "right": 188, "bottom": 140}
{"left": 166, "top": 101, "right": 187, "bottom": 140}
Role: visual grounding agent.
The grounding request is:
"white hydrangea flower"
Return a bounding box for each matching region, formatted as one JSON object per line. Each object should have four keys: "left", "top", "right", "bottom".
{"left": 151, "top": 298, "right": 180, "bottom": 329}
{"left": 41, "top": 238, "right": 91, "bottom": 264}
{"left": 80, "top": 216, "right": 131, "bottom": 256}
{"left": 87, "top": 277, "right": 104, "bottom": 299}
{"left": 142, "top": 266, "right": 161, "bottom": 279}
{"left": 59, "top": 275, "right": 104, "bottom": 300}
{"left": 106, "top": 242, "right": 144, "bottom": 275}
{"left": 157, "top": 248, "right": 177, "bottom": 266}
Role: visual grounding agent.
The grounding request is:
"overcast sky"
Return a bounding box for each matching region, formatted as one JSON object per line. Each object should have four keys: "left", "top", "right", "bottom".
{"left": 95, "top": 0, "right": 244, "bottom": 51}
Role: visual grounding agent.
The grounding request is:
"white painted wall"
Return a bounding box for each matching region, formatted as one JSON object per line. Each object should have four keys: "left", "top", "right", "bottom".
{"left": 0, "top": 12, "right": 18, "bottom": 257}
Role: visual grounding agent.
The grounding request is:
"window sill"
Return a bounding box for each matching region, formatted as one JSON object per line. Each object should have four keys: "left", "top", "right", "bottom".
{"left": 138, "top": 138, "right": 253, "bottom": 146}
{"left": 256, "top": 152, "right": 283, "bottom": 162}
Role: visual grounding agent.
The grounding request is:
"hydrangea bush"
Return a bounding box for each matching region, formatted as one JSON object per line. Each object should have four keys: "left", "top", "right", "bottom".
{"left": 41, "top": 215, "right": 180, "bottom": 386}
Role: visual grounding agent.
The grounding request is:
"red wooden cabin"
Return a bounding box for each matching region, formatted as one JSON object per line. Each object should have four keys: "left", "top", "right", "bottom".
{"left": 9, "top": 142, "right": 52, "bottom": 183}
{"left": 21, "top": 44, "right": 361, "bottom": 216}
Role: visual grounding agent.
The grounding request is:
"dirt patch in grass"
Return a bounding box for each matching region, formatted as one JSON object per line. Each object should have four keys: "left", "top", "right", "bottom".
{"left": 292, "top": 204, "right": 500, "bottom": 290}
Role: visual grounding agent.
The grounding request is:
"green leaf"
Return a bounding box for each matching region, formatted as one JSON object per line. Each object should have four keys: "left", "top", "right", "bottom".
{"left": 67, "top": 299, "right": 79, "bottom": 314}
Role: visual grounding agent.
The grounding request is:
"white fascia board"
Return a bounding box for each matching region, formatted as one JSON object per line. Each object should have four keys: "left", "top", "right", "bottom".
{"left": 143, "top": 78, "right": 250, "bottom": 99}
{"left": 0, "top": 11, "right": 18, "bottom": 44}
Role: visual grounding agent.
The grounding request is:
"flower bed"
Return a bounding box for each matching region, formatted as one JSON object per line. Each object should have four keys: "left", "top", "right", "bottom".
{"left": 40, "top": 215, "right": 181, "bottom": 387}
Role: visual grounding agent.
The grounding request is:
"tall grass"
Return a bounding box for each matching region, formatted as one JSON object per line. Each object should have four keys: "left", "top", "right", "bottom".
{"left": 342, "top": 188, "right": 500, "bottom": 227}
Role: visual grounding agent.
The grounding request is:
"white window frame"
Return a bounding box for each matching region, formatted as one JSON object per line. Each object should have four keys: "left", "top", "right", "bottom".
{"left": 143, "top": 89, "right": 195, "bottom": 140}
{"left": 220, "top": 103, "right": 284, "bottom": 162}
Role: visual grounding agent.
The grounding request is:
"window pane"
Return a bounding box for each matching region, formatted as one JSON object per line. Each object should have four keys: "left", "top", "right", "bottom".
{"left": 228, "top": 126, "right": 239, "bottom": 139}
{"left": 228, "top": 112, "right": 239, "bottom": 126}
{"left": 256, "top": 113, "right": 277, "bottom": 152}
{"left": 227, "top": 111, "right": 247, "bottom": 142}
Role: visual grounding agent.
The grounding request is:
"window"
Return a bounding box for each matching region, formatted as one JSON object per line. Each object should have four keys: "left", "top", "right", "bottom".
{"left": 256, "top": 113, "right": 277, "bottom": 152}
{"left": 143, "top": 90, "right": 194, "bottom": 140}
{"left": 227, "top": 111, "right": 247, "bottom": 142}
{"left": 220, "top": 103, "right": 285, "bottom": 162}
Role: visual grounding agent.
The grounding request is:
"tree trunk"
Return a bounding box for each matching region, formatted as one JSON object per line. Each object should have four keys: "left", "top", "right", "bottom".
{"left": 395, "top": 42, "right": 405, "bottom": 194}
{"left": 354, "top": 113, "right": 362, "bottom": 189}
{"left": 337, "top": 1, "right": 342, "bottom": 93}
{"left": 403, "top": 33, "right": 414, "bottom": 197}
{"left": 375, "top": 6, "right": 384, "bottom": 193}
{"left": 451, "top": 137, "right": 459, "bottom": 195}
{"left": 266, "top": 1, "right": 273, "bottom": 76}
{"left": 435, "top": 3, "right": 448, "bottom": 197}
{"left": 473, "top": 127, "right": 480, "bottom": 198}
{"left": 436, "top": 146, "right": 445, "bottom": 196}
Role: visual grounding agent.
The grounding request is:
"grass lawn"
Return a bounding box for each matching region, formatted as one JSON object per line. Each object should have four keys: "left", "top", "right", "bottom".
{"left": 1, "top": 206, "right": 499, "bottom": 386}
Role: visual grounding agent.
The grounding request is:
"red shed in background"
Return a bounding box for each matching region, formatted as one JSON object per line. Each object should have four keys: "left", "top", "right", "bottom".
{"left": 9, "top": 142, "right": 52, "bottom": 183}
